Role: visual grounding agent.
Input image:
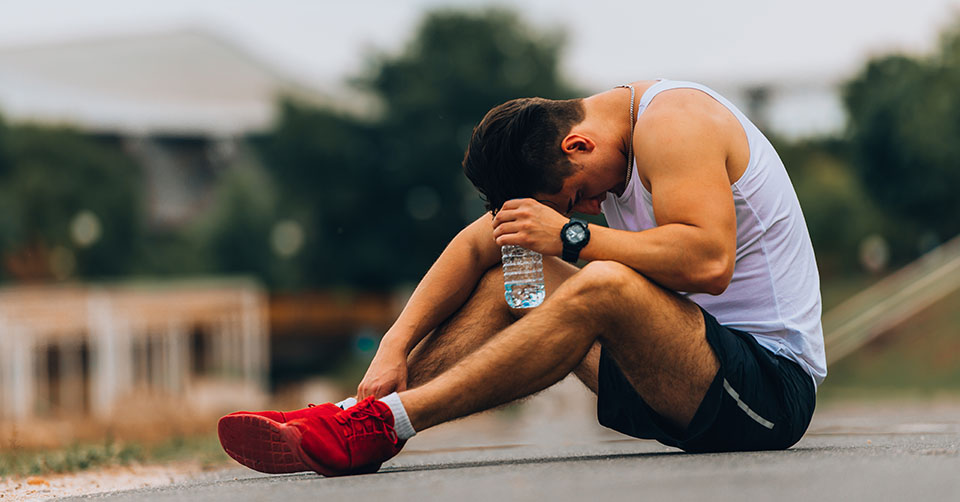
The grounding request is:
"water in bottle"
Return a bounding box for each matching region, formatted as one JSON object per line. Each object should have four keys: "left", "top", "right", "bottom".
{"left": 501, "top": 244, "right": 545, "bottom": 308}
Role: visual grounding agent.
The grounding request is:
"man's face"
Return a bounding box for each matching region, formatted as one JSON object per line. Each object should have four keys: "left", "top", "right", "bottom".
{"left": 534, "top": 162, "right": 619, "bottom": 216}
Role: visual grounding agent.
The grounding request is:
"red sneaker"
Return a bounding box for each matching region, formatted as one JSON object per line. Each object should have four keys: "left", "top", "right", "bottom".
{"left": 291, "top": 396, "right": 405, "bottom": 476}
{"left": 223, "top": 402, "right": 342, "bottom": 423}
{"left": 219, "top": 397, "right": 404, "bottom": 477}
{"left": 218, "top": 403, "right": 341, "bottom": 474}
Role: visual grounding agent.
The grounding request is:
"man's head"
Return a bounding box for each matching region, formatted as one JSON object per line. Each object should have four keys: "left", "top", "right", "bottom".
{"left": 462, "top": 97, "right": 586, "bottom": 214}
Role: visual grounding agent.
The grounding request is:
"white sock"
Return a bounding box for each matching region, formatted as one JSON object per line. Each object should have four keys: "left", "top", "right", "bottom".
{"left": 335, "top": 397, "right": 357, "bottom": 409}
{"left": 379, "top": 392, "right": 416, "bottom": 440}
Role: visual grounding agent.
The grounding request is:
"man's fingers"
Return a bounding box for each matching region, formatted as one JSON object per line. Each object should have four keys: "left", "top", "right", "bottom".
{"left": 357, "top": 383, "right": 378, "bottom": 401}
{"left": 494, "top": 198, "right": 539, "bottom": 224}
{"left": 493, "top": 208, "right": 519, "bottom": 227}
{"left": 493, "top": 206, "right": 534, "bottom": 226}
{"left": 361, "top": 382, "right": 396, "bottom": 400}
{"left": 500, "top": 198, "right": 526, "bottom": 211}
{"left": 492, "top": 222, "right": 523, "bottom": 239}
{"left": 495, "top": 231, "right": 528, "bottom": 247}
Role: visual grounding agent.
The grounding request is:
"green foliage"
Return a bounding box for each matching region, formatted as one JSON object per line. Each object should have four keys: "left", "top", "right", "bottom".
{"left": 193, "top": 154, "right": 279, "bottom": 282}
{"left": 256, "top": 9, "right": 580, "bottom": 290}
{"left": 0, "top": 116, "right": 10, "bottom": 177}
{"left": 362, "top": 8, "right": 576, "bottom": 126}
{"left": 0, "top": 125, "right": 142, "bottom": 281}
{"left": 775, "top": 138, "right": 885, "bottom": 275}
{"left": 843, "top": 19, "right": 960, "bottom": 244}
{"left": 252, "top": 103, "right": 388, "bottom": 289}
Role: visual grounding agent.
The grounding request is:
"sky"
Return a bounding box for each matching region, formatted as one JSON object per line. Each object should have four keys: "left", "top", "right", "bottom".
{"left": 1, "top": 0, "right": 958, "bottom": 93}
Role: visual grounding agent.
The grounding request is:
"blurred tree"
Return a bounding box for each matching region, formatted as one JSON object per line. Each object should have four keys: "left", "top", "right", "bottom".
{"left": 0, "top": 125, "right": 142, "bottom": 282}
{"left": 0, "top": 116, "right": 9, "bottom": 177}
{"left": 190, "top": 152, "right": 283, "bottom": 286}
{"left": 774, "top": 138, "right": 888, "bottom": 275}
{"left": 252, "top": 102, "right": 389, "bottom": 289}
{"left": 844, "top": 19, "right": 960, "bottom": 248}
{"left": 256, "top": 8, "right": 580, "bottom": 290}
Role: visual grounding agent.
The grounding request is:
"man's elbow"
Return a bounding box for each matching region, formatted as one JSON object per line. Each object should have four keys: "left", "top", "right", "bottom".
{"left": 697, "top": 256, "right": 734, "bottom": 296}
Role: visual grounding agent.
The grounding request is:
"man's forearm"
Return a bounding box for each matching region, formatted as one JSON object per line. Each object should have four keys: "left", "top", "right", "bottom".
{"left": 580, "top": 223, "right": 734, "bottom": 295}
{"left": 381, "top": 215, "right": 500, "bottom": 354}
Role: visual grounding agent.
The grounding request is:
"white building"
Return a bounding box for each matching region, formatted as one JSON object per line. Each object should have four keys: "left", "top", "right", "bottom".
{"left": 0, "top": 279, "right": 269, "bottom": 422}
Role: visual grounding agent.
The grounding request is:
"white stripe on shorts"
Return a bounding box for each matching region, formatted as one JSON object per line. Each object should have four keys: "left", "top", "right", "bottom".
{"left": 722, "top": 378, "right": 775, "bottom": 430}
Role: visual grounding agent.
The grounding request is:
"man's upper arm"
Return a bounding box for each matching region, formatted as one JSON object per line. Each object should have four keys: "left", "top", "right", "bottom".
{"left": 634, "top": 92, "right": 738, "bottom": 284}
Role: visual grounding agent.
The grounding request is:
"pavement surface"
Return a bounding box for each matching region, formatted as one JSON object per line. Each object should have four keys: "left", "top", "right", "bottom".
{"left": 61, "top": 379, "right": 960, "bottom": 502}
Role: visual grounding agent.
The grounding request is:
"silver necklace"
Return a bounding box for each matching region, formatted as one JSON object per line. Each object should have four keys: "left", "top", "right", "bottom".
{"left": 615, "top": 84, "right": 636, "bottom": 186}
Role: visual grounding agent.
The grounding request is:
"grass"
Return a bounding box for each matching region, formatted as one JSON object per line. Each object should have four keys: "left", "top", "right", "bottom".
{"left": 818, "top": 278, "right": 960, "bottom": 403}
{"left": 0, "top": 433, "right": 228, "bottom": 479}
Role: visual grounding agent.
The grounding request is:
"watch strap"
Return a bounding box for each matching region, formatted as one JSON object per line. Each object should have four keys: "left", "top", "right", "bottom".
{"left": 562, "top": 244, "right": 580, "bottom": 263}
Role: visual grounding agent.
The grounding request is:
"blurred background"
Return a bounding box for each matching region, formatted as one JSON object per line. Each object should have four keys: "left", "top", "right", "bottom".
{"left": 1, "top": 0, "right": 959, "bottom": 473}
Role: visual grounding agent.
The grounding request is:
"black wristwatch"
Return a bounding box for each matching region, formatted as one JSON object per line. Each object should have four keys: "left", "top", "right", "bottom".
{"left": 561, "top": 218, "right": 590, "bottom": 263}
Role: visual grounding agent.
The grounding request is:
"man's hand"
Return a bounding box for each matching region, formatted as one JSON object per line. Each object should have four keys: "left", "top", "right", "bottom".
{"left": 357, "top": 341, "right": 408, "bottom": 400}
{"left": 491, "top": 198, "right": 567, "bottom": 256}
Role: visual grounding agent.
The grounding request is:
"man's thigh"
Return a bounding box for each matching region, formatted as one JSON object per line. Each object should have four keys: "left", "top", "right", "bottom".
{"left": 521, "top": 258, "right": 718, "bottom": 429}
{"left": 572, "top": 261, "right": 719, "bottom": 430}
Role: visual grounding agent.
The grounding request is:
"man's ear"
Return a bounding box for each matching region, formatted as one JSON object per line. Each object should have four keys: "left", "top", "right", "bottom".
{"left": 561, "top": 133, "right": 596, "bottom": 155}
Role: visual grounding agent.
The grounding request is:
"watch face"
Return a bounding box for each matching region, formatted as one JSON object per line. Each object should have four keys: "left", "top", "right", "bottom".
{"left": 565, "top": 224, "right": 586, "bottom": 244}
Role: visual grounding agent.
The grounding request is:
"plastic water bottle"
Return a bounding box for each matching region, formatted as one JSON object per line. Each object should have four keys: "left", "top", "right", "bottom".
{"left": 501, "top": 245, "right": 545, "bottom": 308}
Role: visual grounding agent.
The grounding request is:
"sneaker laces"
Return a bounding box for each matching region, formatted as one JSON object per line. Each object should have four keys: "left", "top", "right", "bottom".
{"left": 335, "top": 401, "right": 399, "bottom": 444}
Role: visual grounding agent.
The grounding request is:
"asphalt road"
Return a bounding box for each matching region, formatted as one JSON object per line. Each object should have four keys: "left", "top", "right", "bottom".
{"left": 63, "top": 380, "right": 960, "bottom": 502}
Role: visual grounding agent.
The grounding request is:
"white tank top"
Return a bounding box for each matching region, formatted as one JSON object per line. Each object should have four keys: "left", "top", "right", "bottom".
{"left": 600, "top": 80, "right": 826, "bottom": 388}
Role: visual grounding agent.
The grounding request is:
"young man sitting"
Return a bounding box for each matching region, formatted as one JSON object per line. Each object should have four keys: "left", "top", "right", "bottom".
{"left": 218, "top": 79, "right": 825, "bottom": 476}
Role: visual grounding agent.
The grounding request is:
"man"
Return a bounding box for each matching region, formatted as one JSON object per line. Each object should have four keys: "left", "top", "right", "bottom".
{"left": 218, "top": 79, "right": 825, "bottom": 476}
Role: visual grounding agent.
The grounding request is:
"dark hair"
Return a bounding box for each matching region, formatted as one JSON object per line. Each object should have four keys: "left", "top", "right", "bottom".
{"left": 462, "top": 97, "right": 585, "bottom": 213}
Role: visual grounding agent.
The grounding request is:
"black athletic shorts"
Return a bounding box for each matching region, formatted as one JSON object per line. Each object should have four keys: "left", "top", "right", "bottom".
{"left": 597, "top": 307, "right": 816, "bottom": 453}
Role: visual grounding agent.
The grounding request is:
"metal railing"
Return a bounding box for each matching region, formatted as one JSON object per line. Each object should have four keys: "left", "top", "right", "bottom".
{"left": 823, "top": 233, "right": 960, "bottom": 365}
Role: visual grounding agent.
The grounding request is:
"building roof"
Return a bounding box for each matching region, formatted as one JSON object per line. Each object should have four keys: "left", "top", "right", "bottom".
{"left": 0, "top": 27, "right": 326, "bottom": 136}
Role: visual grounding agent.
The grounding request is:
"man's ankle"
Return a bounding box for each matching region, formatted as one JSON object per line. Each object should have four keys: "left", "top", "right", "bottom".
{"left": 380, "top": 393, "right": 417, "bottom": 440}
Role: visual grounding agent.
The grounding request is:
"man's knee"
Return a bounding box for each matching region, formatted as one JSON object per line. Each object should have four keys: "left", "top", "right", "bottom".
{"left": 549, "top": 260, "right": 664, "bottom": 330}
{"left": 566, "top": 260, "right": 640, "bottom": 298}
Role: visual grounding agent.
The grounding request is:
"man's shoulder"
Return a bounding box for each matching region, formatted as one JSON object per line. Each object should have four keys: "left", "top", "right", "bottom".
{"left": 636, "top": 87, "right": 731, "bottom": 131}
{"left": 633, "top": 90, "right": 730, "bottom": 158}
{"left": 633, "top": 86, "right": 743, "bottom": 172}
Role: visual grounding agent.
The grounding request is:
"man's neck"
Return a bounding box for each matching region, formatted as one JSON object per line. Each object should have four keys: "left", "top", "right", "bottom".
{"left": 580, "top": 87, "right": 640, "bottom": 195}
{"left": 582, "top": 89, "right": 633, "bottom": 147}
